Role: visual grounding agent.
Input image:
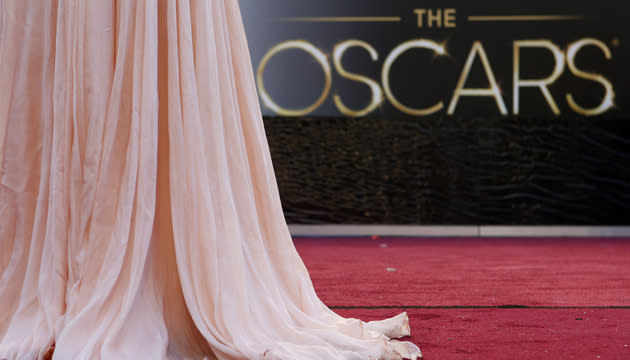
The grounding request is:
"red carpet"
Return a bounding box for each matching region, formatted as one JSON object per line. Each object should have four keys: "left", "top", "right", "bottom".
{"left": 294, "top": 237, "right": 630, "bottom": 359}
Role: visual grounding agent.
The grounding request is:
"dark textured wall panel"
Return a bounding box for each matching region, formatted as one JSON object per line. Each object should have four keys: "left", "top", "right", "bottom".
{"left": 263, "top": 117, "right": 630, "bottom": 225}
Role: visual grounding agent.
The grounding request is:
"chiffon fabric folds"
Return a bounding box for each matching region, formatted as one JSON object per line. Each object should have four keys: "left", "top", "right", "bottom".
{"left": 0, "top": 1, "right": 422, "bottom": 359}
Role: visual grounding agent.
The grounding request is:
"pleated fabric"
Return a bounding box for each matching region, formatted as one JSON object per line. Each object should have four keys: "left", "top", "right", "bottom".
{"left": 0, "top": 1, "right": 422, "bottom": 359}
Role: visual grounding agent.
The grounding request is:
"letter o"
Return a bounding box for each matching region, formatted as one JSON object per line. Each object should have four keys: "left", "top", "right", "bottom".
{"left": 257, "top": 40, "right": 332, "bottom": 117}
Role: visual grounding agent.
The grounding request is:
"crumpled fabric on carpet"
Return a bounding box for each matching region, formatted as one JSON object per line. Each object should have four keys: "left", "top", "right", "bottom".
{"left": 0, "top": 1, "right": 421, "bottom": 359}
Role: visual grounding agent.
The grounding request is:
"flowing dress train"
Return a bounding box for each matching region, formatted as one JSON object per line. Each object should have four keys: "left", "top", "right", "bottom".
{"left": 0, "top": 1, "right": 422, "bottom": 359}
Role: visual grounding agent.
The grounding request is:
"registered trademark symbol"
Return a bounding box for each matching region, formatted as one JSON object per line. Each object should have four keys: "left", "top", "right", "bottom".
{"left": 611, "top": 37, "right": 620, "bottom": 48}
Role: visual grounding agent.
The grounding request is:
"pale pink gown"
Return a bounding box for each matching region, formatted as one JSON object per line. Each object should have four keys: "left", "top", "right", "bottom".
{"left": 0, "top": 1, "right": 422, "bottom": 359}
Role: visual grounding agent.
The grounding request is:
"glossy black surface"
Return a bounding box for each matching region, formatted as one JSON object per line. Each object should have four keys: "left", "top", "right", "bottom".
{"left": 264, "top": 116, "right": 630, "bottom": 224}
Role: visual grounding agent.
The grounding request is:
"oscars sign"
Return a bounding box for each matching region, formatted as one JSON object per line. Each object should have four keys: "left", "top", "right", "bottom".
{"left": 241, "top": 1, "right": 629, "bottom": 118}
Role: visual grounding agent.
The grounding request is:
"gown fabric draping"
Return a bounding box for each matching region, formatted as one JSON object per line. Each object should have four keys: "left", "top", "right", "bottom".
{"left": 0, "top": 1, "right": 422, "bottom": 359}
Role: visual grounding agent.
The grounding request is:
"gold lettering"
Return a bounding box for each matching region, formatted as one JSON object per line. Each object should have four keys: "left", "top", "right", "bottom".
{"left": 332, "top": 40, "right": 383, "bottom": 117}
{"left": 427, "top": 9, "right": 442, "bottom": 28}
{"left": 448, "top": 41, "right": 507, "bottom": 115}
{"left": 415, "top": 9, "right": 455, "bottom": 28}
{"left": 414, "top": 9, "right": 427, "bottom": 27}
{"left": 566, "top": 38, "right": 615, "bottom": 116}
{"left": 382, "top": 39, "right": 446, "bottom": 116}
{"left": 257, "top": 40, "right": 332, "bottom": 116}
{"left": 513, "top": 40, "right": 565, "bottom": 115}
{"left": 444, "top": 9, "right": 456, "bottom": 28}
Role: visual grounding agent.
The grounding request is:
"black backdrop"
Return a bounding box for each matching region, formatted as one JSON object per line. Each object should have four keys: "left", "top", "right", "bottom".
{"left": 241, "top": 0, "right": 630, "bottom": 225}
